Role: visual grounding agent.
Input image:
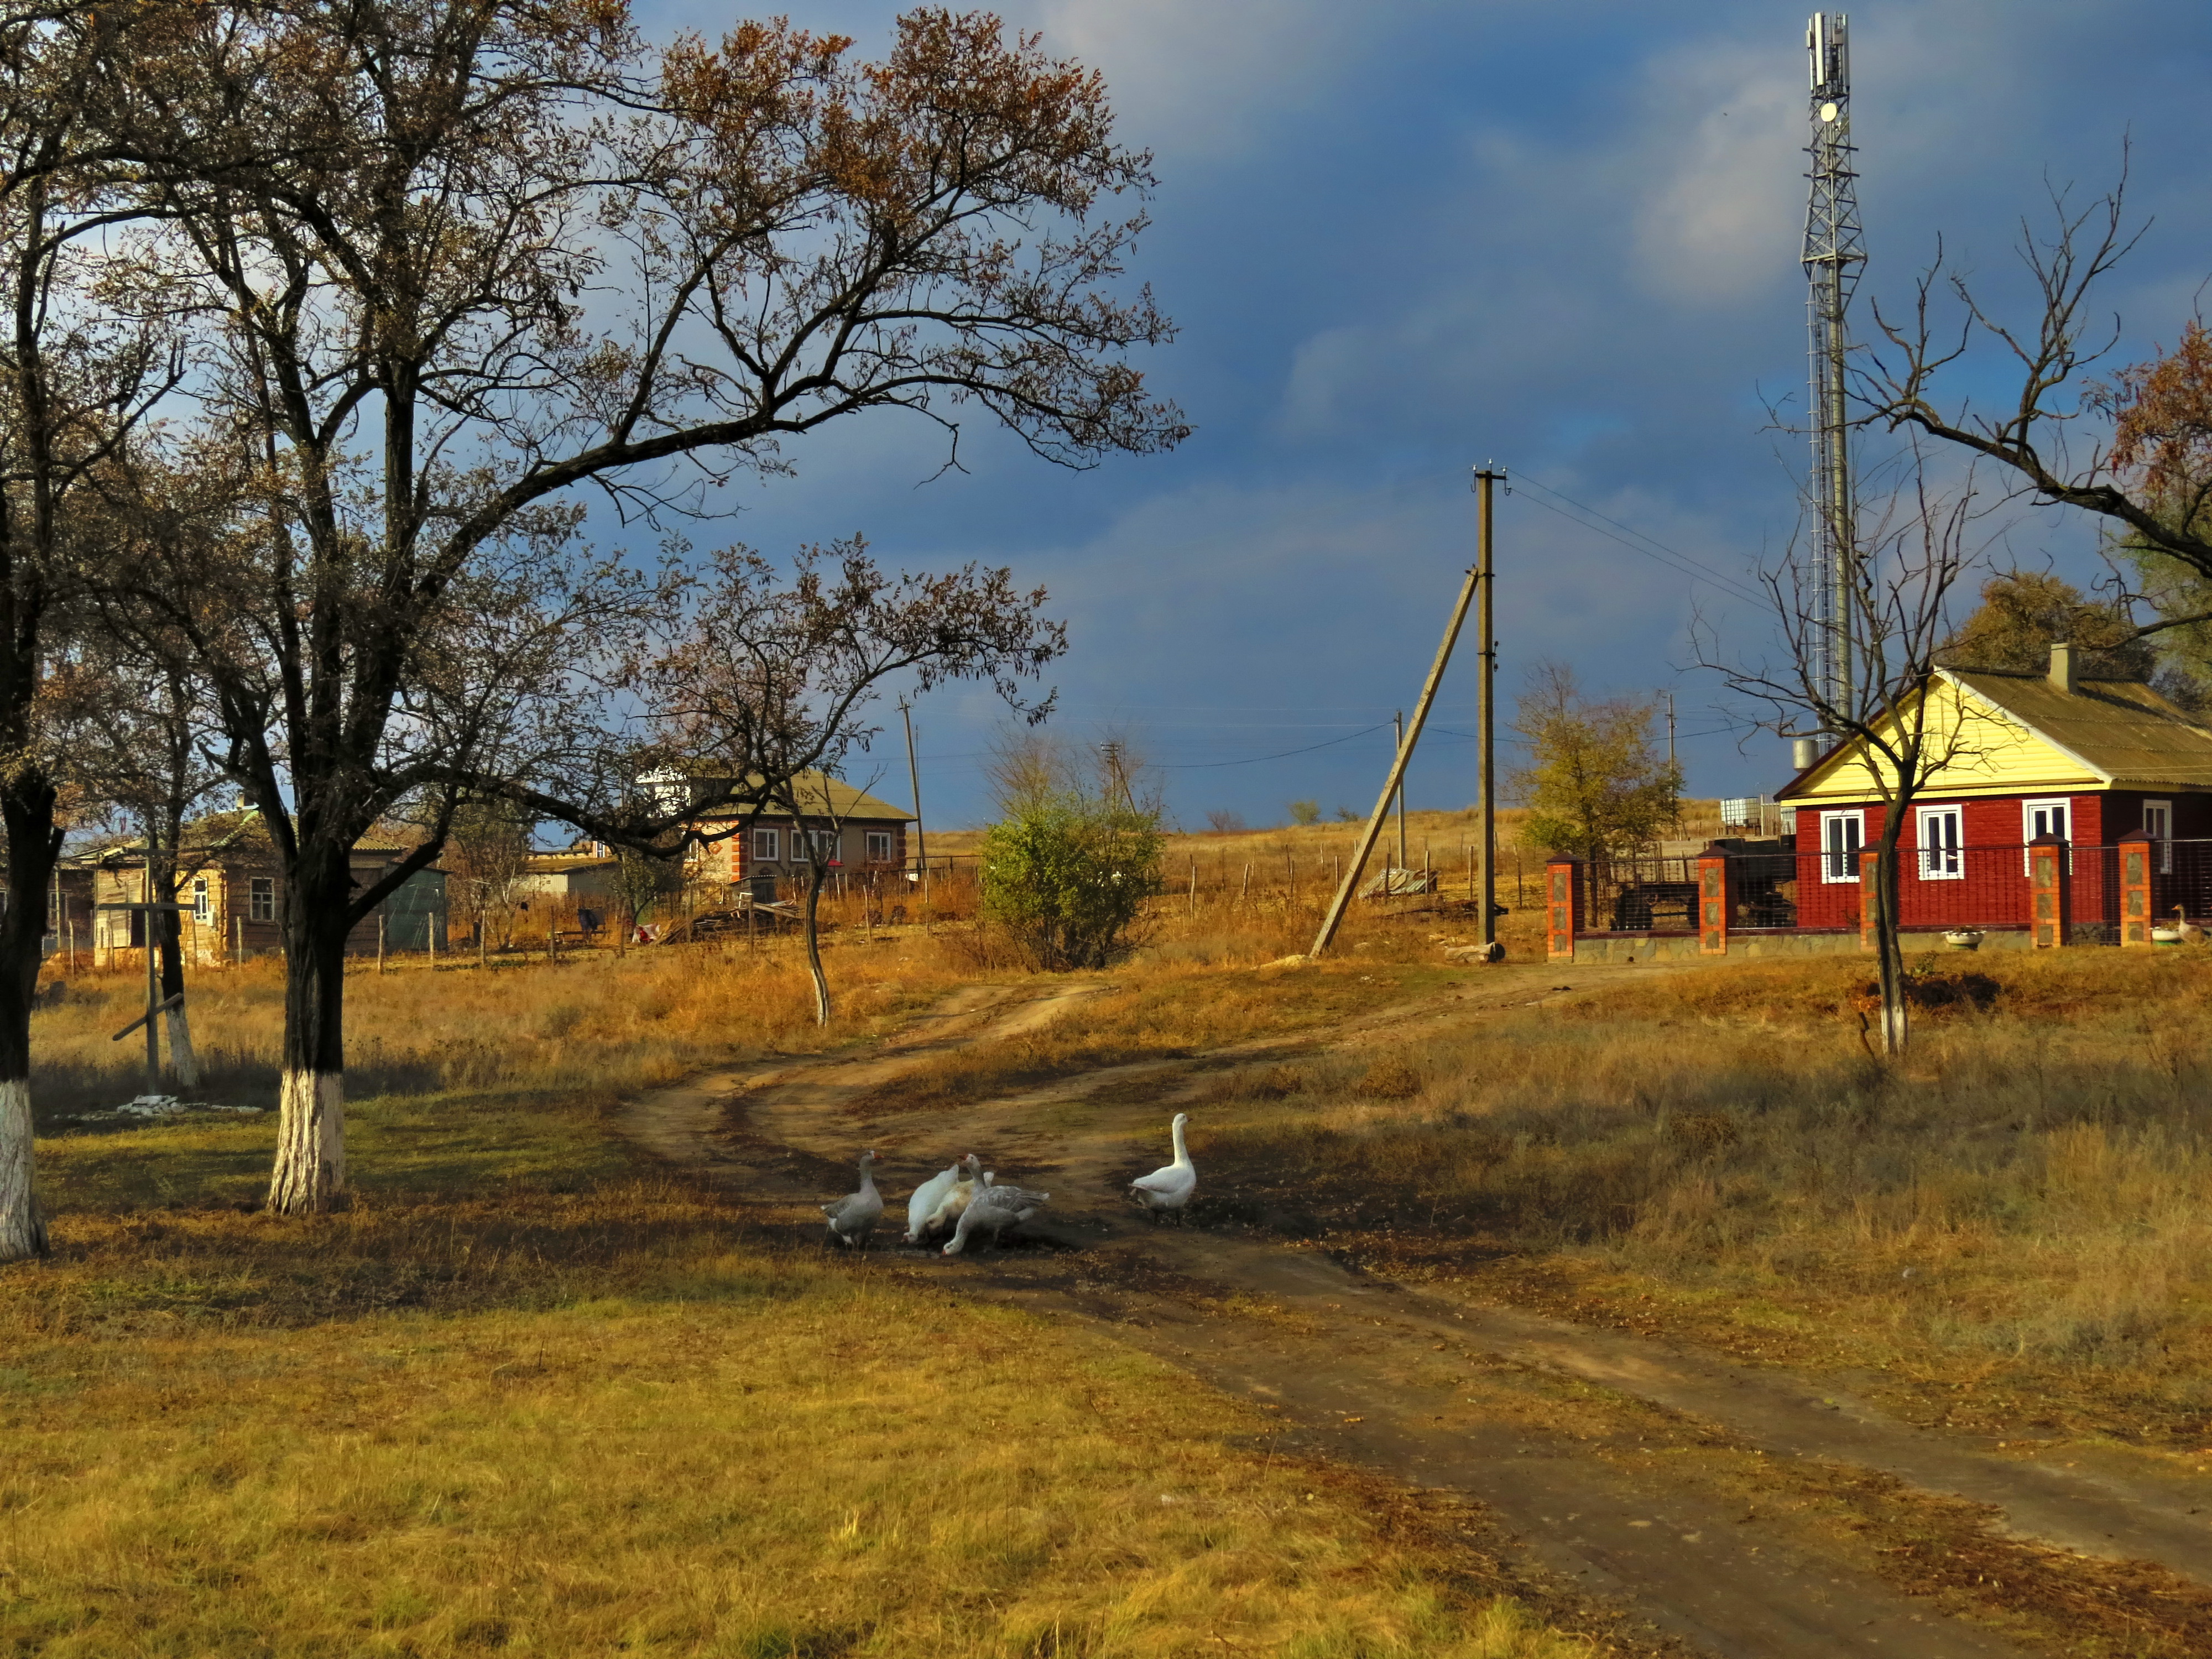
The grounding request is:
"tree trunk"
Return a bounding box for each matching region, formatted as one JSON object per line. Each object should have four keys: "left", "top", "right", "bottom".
{"left": 1872, "top": 827, "right": 1910, "bottom": 1058}
{"left": 266, "top": 843, "right": 353, "bottom": 1213}
{"left": 154, "top": 892, "right": 201, "bottom": 1090}
{"left": 803, "top": 857, "right": 833, "bottom": 1026}
{"left": 0, "top": 775, "right": 60, "bottom": 1261}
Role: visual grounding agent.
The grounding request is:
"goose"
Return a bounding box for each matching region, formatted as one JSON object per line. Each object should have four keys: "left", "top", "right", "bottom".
{"left": 821, "top": 1149, "right": 883, "bottom": 1248}
{"left": 921, "top": 1154, "right": 984, "bottom": 1237}
{"left": 2178, "top": 906, "right": 2208, "bottom": 945}
{"left": 904, "top": 1158, "right": 966, "bottom": 1245}
{"left": 942, "top": 1176, "right": 1050, "bottom": 1255}
{"left": 1129, "top": 1112, "right": 1197, "bottom": 1223}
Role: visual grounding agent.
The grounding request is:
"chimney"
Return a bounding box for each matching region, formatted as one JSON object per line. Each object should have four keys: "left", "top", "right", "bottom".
{"left": 2049, "top": 640, "right": 2077, "bottom": 695}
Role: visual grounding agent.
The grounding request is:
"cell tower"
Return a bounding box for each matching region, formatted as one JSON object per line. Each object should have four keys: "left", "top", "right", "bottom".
{"left": 1803, "top": 12, "right": 1864, "bottom": 715}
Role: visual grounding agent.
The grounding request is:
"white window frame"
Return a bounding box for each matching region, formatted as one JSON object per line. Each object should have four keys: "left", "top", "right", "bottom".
{"left": 1916, "top": 805, "right": 1964, "bottom": 880}
{"left": 2022, "top": 797, "right": 2072, "bottom": 874}
{"left": 249, "top": 876, "right": 276, "bottom": 922}
{"left": 191, "top": 875, "right": 211, "bottom": 921}
{"left": 865, "top": 831, "right": 894, "bottom": 864}
{"left": 806, "top": 828, "right": 841, "bottom": 866}
{"left": 1819, "top": 810, "right": 1864, "bottom": 884}
{"left": 2143, "top": 800, "right": 2174, "bottom": 874}
{"left": 752, "top": 827, "right": 781, "bottom": 863}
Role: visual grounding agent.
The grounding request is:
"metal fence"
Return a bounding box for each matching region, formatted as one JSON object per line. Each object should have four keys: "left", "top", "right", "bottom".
{"left": 1584, "top": 837, "right": 2212, "bottom": 941}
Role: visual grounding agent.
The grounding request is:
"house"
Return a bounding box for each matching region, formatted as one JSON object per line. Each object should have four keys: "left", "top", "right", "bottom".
{"left": 1776, "top": 642, "right": 2212, "bottom": 937}
{"left": 69, "top": 811, "right": 447, "bottom": 964}
{"left": 515, "top": 851, "right": 624, "bottom": 901}
{"left": 657, "top": 770, "right": 915, "bottom": 901}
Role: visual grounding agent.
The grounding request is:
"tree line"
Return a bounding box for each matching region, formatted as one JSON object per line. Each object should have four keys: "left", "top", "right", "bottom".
{"left": 0, "top": 2, "right": 1185, "bottom": 1261}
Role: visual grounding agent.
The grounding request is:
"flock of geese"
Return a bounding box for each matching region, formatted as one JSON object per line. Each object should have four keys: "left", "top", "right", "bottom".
{"left": 821, "top": 1112, "right": 1197, "bottom": 1255}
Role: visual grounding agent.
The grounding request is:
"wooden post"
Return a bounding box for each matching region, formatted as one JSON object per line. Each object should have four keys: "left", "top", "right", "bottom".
{"left": 2119, "top": 832, "right": 2154, "bottom": 947}
{"left": 1546, "top": 857, "right": 1582, "bottom": 961}
{"left": 233, "top": 913, "right": 241, "bottom": 967}
{"left": 1189, "top": 858, "right": 1197, "bottom": 914}
{"left": 1859, "top": 847, "right": 1880, "bottom": 955}
{"left": 1240, "top": 863, "right": 1251, "bottom": 902}
{"left": 377, "top": 910, "right": 387, "bottom": 974}
{"left": 1697, "top": 843, "right": 1730, "bottom": 956}
{"left": 2029, "top": 832, "right": 2071, "bottom": 948}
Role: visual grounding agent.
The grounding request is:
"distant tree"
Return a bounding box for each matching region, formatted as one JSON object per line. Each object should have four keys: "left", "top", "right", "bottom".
{"left": 441, "top": 802, "right": 535, "bottom": 953}
{"left": 1509, "top": 664, "right": 1682, "bottom": 862}
{"left": 1333, "top": 804, "right": 1359, "bottom": 823}
{"left": 1204, "top": 808, "right": 1247, "bottom": 834}
{"left": 1287, "top": 800, "right": 1321, "bottom": 827}
{"left": 1938, "top": 572, "right": 2152, "bottom": 679}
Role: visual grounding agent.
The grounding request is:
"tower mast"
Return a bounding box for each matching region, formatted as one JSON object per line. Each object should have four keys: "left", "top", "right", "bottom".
{"left": 1804, "top": 12, "right": 1864, "bottom": 718}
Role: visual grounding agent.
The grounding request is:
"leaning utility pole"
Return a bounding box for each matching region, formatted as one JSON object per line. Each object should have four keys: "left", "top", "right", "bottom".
{"left": 1804, "top": 11, "right": 1864, "bottom": 716}
{"left": 1392, "top": 712, "right": 1407, "bottom": 875}
{"left": 1310, "top": 561, "right": 1483, "bottom": 959}
{"left": 1474, "top": 466, "right": 1502, "bottom": 953}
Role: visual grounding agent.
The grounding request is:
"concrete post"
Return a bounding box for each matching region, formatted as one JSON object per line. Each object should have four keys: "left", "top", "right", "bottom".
{"left": 1697, "top": 843, "right": 1730, "bottom": 956}
{"left": 2119, "top": 832, "right": 2154, "bottom": 948}
{"left": 2028, "top": 832, "right": 2071, "bottom": 948}
{"left": 1546, "top": 857, "right": 1583, "bottom": 962}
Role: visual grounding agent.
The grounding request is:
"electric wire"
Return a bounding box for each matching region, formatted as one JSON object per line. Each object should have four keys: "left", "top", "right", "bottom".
{"left": 1509, "top": 476, "right": 1767, "bottom": 606}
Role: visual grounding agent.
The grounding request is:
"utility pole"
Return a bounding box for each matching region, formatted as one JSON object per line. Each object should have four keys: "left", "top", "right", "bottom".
{"left": 1474, "top": 465, "right": 1503, "bottom": 954}
{"left": 1805, "top": 11, "right": 1864, "bottom": 718}
{"left": 1311, "top": 559, "right": 1484, "bottom": 959}
{"left": 1392, "top": 711, "right": 1407, "bottom": 877}
{"left": 899, "top": 701, "right": 926, "bottom": 895}
{"left": 1667, "top": 688, "right": 1681, "bottom": 831}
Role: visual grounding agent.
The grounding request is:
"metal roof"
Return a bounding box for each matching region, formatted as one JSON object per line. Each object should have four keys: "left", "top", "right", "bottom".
{"left": 1943, "top": 669, "right": 2212, "bottom": 788}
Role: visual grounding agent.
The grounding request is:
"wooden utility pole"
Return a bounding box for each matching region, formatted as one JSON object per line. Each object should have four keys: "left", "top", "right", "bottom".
{"left": 1311, "top": 555, "right": 1485, "bottom": 959}
{"left": 900, "top": 701, "right": 927, "bottom": 902}
{"left": 1475, "top": 466, "right": 1503, "bottom": 953}
{"left": 1392, "top": 711, "right": 1407, "bottom": 877}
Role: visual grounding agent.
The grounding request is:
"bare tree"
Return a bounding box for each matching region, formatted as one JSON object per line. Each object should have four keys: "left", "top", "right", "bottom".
{"left": 1701, "top": 460, "right": 1990, "bottom": 1055}
{"left": 85, "top": 4, "right": 1176, "bottom": 1213}
{"left": 0, "top": 9, "right": 179, "bottom": 1262}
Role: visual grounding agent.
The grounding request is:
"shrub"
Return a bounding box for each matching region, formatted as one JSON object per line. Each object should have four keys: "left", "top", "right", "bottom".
{"left": 1288, "top": 800, "right": 1321, "bottom": 827}
{"left": 980, "top": 791, "right": 1165, "bottom": 970}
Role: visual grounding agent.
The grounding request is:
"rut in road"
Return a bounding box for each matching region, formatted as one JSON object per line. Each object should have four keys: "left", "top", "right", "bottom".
{"left": 621, "top": 973, "right": 2212, "bottom": 1658}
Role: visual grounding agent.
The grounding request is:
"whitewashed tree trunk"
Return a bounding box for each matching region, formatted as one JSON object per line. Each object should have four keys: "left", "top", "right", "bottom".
{"left": 164, "top": 1005, "right": 201, "bottom": 1089}
{"left": 0, "top": 1079, "right": 45, "bottom": 1261}
{"left": 267, "top": 1069, "right": 344, "bottom": 1212}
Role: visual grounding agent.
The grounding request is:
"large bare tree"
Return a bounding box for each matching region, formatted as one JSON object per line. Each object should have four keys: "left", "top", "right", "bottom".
{"left": 84, "top": 4, "right": 1176, "bottom": 1213}
{"left": 0, "top": 9, "right": 179, "bottom": 1262}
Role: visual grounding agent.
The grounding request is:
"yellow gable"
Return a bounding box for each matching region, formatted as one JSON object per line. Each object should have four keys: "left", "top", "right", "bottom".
{"left": 1785, "top": 673, "right": 2106, "bottom": 802}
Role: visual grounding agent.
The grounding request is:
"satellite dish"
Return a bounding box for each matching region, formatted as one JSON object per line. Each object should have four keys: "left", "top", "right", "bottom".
{"left": 1819, "top": 101, "right": 1840, "bottom": 123}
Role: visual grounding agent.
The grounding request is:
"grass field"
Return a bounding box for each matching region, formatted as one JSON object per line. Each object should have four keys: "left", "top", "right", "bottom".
{"left": 1192, "top": 947, "right": 2212, "bottom": 1450}
{"left": 4, "top": 942, "right": 1598, "bottom": 1658}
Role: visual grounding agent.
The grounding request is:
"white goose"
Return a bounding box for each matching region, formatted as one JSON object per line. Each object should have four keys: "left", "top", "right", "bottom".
{"left": 821, "top": 1149, "right": 883, "bottom": 1248}
{"left": 904, "top": 1158, "right": 966, "bottom": 1245}
{"left": 921, "top": 1154, "right": 984, "bottom": 1237}
{"left": 1129, "top": 1113, "right": 1196, "bottom": 1223}
{"left": 942, "top": 1175, "right": 1050, "bottom": 1255}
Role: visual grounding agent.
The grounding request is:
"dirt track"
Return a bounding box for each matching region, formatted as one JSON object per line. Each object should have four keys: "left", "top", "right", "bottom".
{"left": 620, "top": 971, "right": 2212, "bottom": 1658}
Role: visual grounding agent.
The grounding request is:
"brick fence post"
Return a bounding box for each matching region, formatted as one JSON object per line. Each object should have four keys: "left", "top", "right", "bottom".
{"left": 1546, "top": 856, "right": 1583, "bottom": 962}
{"left": 2119, "top": 832, "right": 2154, "bottom": 947}
{"left": 1859, "top": 846, "right": 1880, "bottom": 954}
{"left": 2028, "top": 832, "right": 2071, "bottom": 948}
{"left": 1697, "top": 843, "right": 1730, "bottom": 956}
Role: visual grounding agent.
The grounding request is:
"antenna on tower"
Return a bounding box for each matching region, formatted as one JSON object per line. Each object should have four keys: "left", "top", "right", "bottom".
{"left": 1804, "top": 12, "right": 1864, "bottom": 718}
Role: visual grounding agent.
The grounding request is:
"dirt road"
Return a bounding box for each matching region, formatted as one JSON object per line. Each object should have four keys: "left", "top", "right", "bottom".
{"left": 621, "top": 972, "right": 2212, "bottom": 1658}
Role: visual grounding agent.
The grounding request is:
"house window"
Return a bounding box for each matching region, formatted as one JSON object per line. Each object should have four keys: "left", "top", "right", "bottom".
{"left": 865, "top": 831, "right": 894, "bottom": 864}
{"left": 803, "top": 830, "right": 839, "bottom": 866}
{"left": 752, "top": 827, "right": 780, "bottom": 863}
{"left": 1916, "top": 806, "right": 1963, "bottom": 880}
{"left": 2022, "top": 798, "right": 2071, "bottom": 873}
{"left": 249, "top": 877, "right": 276, "bottom": 922}
{"left": 1819, "top": 810, "right": 1864, "bottom": 883}
{"left": 191, "top": 876, "right": 210, "bottom": 921}
{"left": 2143, "top": 800, "right": 2174, "bottom": 874}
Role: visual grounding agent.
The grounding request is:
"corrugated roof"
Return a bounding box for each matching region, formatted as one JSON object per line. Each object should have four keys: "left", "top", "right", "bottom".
{"left": 1944, "top": 669, "right": 2212, "bottom": 787}
{"left": 688, "top": 769, "right": 914, "bottom": 824}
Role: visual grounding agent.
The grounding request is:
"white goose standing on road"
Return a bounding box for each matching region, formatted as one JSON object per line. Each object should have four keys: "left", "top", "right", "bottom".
{"left": 904, "top": 1157, "right": 966, "bottom": 1245}
{"left": 822, "top": 1149, "right": 883, "bottom": 1248}
{"left": 1129, "top": 1112, "right": 1196, "bottom": 1223}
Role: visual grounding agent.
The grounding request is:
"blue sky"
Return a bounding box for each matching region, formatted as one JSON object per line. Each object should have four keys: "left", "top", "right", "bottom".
{"left": 639, "top": 0, "right": 2212, "bottom": 830}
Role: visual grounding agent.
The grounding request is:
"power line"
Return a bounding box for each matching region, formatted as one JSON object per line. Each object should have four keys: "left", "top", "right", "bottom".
{"left": 1510, "top": 476, "right": 1767, "bottom": 606}
{"left": 1152, "top": 722, "right": 1393, "bottom": 770}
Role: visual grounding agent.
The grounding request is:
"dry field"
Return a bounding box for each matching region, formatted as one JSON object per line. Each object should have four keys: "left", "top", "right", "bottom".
{"left": 1190, "top": 947, "right": 2212, "bottom": 1450}
{"left": 3, "top": 935, "right": 1597, "bottom": 1659}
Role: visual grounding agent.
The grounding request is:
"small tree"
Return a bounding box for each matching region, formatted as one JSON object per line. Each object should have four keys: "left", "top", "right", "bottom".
{"left": 1287, "top": 800, "right": 1321, "bottom": 827}
{"left": 441, "top": 801, "right": 534, "bottom": 953}
{"left": 981, "top": 790, "right": 1162, "bottom": 970}
{"left": 1509, "top": 662, "right": 1682, "bottom": 861}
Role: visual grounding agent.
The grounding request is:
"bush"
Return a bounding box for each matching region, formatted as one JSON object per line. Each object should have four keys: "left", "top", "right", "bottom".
{"left": 1288, "top": 800, "right": 1321, "bottom": 826}
{"left": 980, "top": 792, "right": 1165, "bottom": 970}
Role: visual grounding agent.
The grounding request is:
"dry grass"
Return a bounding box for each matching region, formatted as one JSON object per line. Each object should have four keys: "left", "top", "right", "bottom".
{"left": 5, "top": 948, "right": 1598, "bottom": 1658}
{"left": 1193, "top": 948, "right": 2212, "bottom": 1443}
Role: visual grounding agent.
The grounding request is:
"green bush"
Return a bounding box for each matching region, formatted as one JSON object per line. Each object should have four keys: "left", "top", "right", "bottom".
{"left": 979, "top": 792, "right": 1164, "bottom": 970}
{"left": 1288, "top": 799, "right": 1321, "bottom": 826}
